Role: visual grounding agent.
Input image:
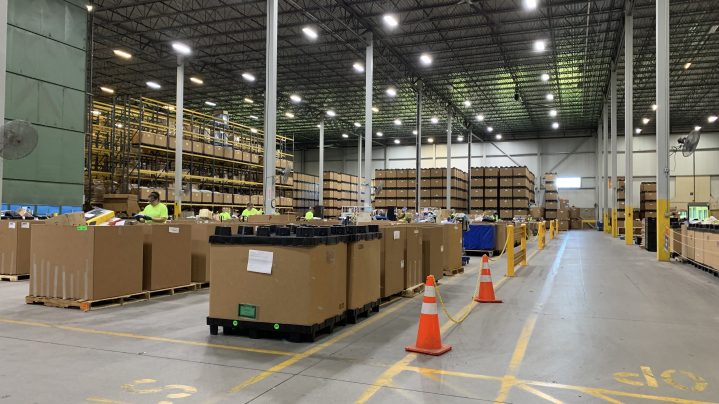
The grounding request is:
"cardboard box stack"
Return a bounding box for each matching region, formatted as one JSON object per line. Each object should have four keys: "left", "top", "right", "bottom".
{"left": 468, "top": 166, "right": 536, "bottom": 218}
{"left": 543, "top": 173, "right": 559, "bottom": 220}
{"left": 616, "top": 176, "right": 626, "bottom": 233}
{"left": 292, "top": 173, "right": 320, "bottom": 215}
{"left": 375, "top": 168, "right": 467, "bottom": 210}
{"left": 640, "top": 182, "right": 657, "bottom": 219}
{"left": 0, "top": 220, "right": 44, "bottom": 276}
{"left": 557, "top": 198, "right": 570, "bottom": 231}
{"left": 374, "top": 169, "right": 417, "bottom": 209}
{"left": 510, "top": 166, "right": 535, "bottom": 218}
{"left": 322, "top": 171, "right": 361, "bottom": 218}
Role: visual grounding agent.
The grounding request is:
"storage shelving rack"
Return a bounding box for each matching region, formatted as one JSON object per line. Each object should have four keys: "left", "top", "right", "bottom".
{"left": 86, "top": 97, "right": 294, "bottom": 214}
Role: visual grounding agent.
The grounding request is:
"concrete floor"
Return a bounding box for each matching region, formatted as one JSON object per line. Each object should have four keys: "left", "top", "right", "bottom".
{"left": 1, "top": 230, "right": 718, "bottom": 404}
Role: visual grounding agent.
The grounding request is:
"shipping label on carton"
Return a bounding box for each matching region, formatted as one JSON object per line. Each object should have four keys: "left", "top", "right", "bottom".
{"left": 21, "top": 222, "right": 30, "bottom": 229}
{"left": 8, "top": 222, "right": 16, "bottom": 229}
{"left": 394, "top": 230, "right": 401, "bottom": 240}
{"left": 247, "top": 250, "right": 273, "bottom": 274}
{"left": 169, "top": 227, "right": 180, "bottom": 234}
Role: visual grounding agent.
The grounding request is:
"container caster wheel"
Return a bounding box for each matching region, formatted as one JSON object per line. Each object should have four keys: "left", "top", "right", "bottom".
{"left": 209, "top": 325, "right": 219, "bottom": 335}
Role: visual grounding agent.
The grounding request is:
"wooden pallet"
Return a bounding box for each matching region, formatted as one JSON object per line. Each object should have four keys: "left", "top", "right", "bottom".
{"left": 25, "top": 291, "right": 150, "bottom": 312}
{"left": 443, "top": 267, "right": 465, "bottom": 276}
{"left": 401, "top": 283, "right": 425, "bottom": 298}
{"left": 147, "top": 283, "right": 200, "bottom": 298}
{"left": 1, "top": 274, "right": 29, "bottom": 282}
{"left": 192, "top": 282, "right": 210, "bottom": 290}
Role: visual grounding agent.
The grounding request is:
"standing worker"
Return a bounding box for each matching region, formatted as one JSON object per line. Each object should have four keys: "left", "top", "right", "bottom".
{"left": 304, "top": 207, "right": 314, "bottom": 221}
{"left": 241, "top": 202, "right": 260, "bottom": 220}
{"left": 140, "top": 191, "right": 168, "bottom": 223}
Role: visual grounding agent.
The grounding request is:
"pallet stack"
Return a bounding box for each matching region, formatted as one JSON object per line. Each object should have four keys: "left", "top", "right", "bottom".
{"left": 374, "top": 169, "right": 417, "bottom": 209}
{"left": 616, "top": 176, "right": 626, "bottom": 233}
{"left": 640, "top": 182, "right": 657, "bottom": 219}
{"left": 482, "top": 166, "right": 500, "bottom": 213}
{"left": 322, "top": 171, "right": 360, "bottom": 218}
{"left": 543, "top": 172, "right": 559, "bottom": 220}
{"left": 468, "top": 166, "right": 536, "bottom": 218}
{"left": 292, "top": 173, "right": 320, "bottom": 215}
{"left": 509, "top": 167, "right": 534, "bottom": 218}
{"left": 374, "top": 168, "right": 467, "bottom": 211}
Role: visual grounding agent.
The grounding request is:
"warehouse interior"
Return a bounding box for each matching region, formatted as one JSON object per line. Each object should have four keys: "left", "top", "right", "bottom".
{"left": 1, "top": 0, "right": 719, "bottom": 403}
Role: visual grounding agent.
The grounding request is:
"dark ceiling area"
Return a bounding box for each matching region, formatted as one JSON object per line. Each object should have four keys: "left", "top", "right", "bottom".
{"left": 90, "top": 0, "right": 719, "bottom": 149}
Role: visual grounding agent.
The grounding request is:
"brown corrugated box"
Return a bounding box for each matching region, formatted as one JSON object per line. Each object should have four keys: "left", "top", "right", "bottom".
{"left": 208, "top": 243, "right": 347, "bottom": 326}
{"left": 500, "top": 209, "right": 513, "bottom": 219}
{"left": 416, "top": 224, "right": 444, "bottom": 281}
{"left": 375, "top": 226, "right": 406, "bottom": 298}
{"left": 442, "top": 223, "right": 463, "bottom": 271}
{"left": 529, "top": 207, "right": 545, "bottom": 218}
{"left": 189, "top": 222, "right": 220, "bottom": 283}
{"left": 142, "top": 224, "right": 192, "bottom": 290}
{"left": 558, "top": 220, "right": 569, "bottom": 231}
{"left": 347, "top": 238, "right": 381, "bottom": 309}
{"left": 404, "top": 226, "right": 423, "bottom": 288}
{"left": 682, "top": 225, "right": 694, "bottom": 261}
{"left": 45, "top": 212, "right": 86, "bottom": 226}
{"left": 30, "top": 225, "right": 144, "bottom": 300}
{"left": 0, "top": 221, "right": 44, "bottom": 275}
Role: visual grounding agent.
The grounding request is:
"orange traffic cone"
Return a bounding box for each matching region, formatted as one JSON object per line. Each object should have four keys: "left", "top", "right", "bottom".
{"left": 405, "top": 275, "right": 452, "bottom": 356}
{"left": 474, "top": 255, "right": 502, "bottom": 303}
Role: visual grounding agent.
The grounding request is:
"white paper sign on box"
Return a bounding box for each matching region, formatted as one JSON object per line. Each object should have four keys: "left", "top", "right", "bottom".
{"left": 247, "top": 250, "right": 273, "bottom": 274}
{"left": 393, "top": 230, "right": 401, "bottom": 240}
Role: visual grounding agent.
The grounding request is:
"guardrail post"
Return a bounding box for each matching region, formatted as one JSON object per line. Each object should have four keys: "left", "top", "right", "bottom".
{"left": 520, "top": 224, "right": 527, "bottom": 266}
{"left": 538, "top": 221, "right": 545, "bottom": 250}
{"left": 506, "top": 224, "right": 515, "bottom": 277}
{"left": 549, "top": 220, "right": 555, "bottom": 240}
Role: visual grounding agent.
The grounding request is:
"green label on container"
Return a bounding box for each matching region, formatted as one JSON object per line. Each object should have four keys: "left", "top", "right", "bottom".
{"left": 76, "top": 225, "right": 88, "bottom": 231}
{"left": 238, "top": 304, "right": 257, "bottom": 319}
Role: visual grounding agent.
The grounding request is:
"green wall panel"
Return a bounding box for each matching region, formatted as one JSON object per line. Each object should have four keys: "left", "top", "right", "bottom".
{"left": 3, "top": 0, "right": 86, "bottom": 206}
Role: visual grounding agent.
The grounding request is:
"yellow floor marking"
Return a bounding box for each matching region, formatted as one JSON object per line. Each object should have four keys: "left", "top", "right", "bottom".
{"left": 86, "top": 398, "right": 129, "bottom": 404}
{"left": 0, "top": 317, "right": 294, "bottom": 356}
{"left": 516, "top": 383, "right": 565, "bottom": 404}
{"left": 642, "top": 366, "right": 659, "bottom": 387}
{"left": 404, "top": 366, "right": 503, "bottom": 382}
{"left": 356, "top": 246, "right": 542, "bottom": 403}
{"left": 582, "top": 390, "right": 624, "bottom": 404}
{"left": 228, "top": 297, "right": 412, "bottom": 394}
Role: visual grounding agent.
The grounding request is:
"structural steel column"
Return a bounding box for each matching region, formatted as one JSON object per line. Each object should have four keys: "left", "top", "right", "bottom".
{"left": 357, "top": 134, "right": 362, "bottom": 205}
{"left": 625, "top": 12, "right": 634, "bottom": 244}
{"left": 0, "top": 0, "right": 7, "bottom": 205}
{"left": 467, "top": 129, "right": 472, "bottom": 212}
{"left": 610, "top": 69, "right": 618, "bottom": 238}
{"left": 603, "top": 101, "right": 609, "bottom": 233}
{"left": 415, "top": 81, "right": 423, "bottom": 212}
{"left": 262, "top": 0, "right": 278, "bottom": 214}
{"left": 173, "top": 58, "right": 184, "bottom": 218}
{"left": 656, "top": 0, "right": 670, "bottom": 261}
{"left": 446, "top": 107, "right": 452, "bottom": 210}
{"left": 596, "top": 123, "right": 602, "bottom": 224}
{"left": 363, "top": 34, "right": 373, "bottom": 212}
{"left": 318, "top": 120, "right": 324, "bottom": 206}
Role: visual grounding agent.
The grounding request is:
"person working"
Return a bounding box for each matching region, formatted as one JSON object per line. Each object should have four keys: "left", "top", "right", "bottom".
{"left": 140, "top": 191, "right": 168, "bottom": 223}
{"left": 218, "top": 209, "right": 232, "bottom": 221}
{"left": 241, "top": 203, "right": 261, "bottom": 219}
{"left": 304, "top": 209, "right": 314, "bottom": 220}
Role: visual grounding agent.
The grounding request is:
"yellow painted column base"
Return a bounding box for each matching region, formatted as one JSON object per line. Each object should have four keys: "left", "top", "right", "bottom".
{"left": 657, "top": 199, "right": 670, "bottom": 261}
{"left": 625, "top": 206, "right": 634, "bottom": 245}
{"left": 611, "top": 208, "right": 618, "bottom": 238}
{"left": 506, "top": 225, "right": 515, "bottom": 277}
{"left": 174, "top": 202, "right": 182, "bottom": 219}
{"left": 603, "top": 212, "right": 610, "bottom": 233}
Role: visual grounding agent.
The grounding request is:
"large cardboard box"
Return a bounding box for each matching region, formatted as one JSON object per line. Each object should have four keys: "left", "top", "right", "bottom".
{"left": 694, "top": 230, "right": 705, "bottom": 265}
{"left": 209, "top": 242, "right": 348, "bottom": 326}
{"left": 418, "top": 225, "right": 444, "bottom": 281}
{"left": 443, "top": 223, "right": 463, "bottom": 271}
{"left": 103, "top": 194, "right": 141, "bottom": 215}
{"left": 376, "top": 226, "right": 406, "bottom": 298}
{"left": 404, "top": 226, "right": 423, "bottom": 288}
{"left": 0, "top": 221, "right": 44, "bottom": 275}
{"left": 529, "top": 207, "right": 545, "bottom": 218}
{"left": 142, "top": 224, "right": 192, "bottom": 290}
{"left": 29, "top": 226, "right": 143, "bottom": 300}
{"left": 579, "top": 208, "right": 595, "bottom": 219}
{"left": 189, "top": 223, "right": 220, "bottom": 283}
{"left": 670, "top": 227, "right": 682, "bottom": 255}
{"left": 347, "top": 239, "right": 381, "bottom": 309}
{"left": 683, "top": 227, "right": 695, "bottom": 261}
{"left": 705, "top": 231, "right": 719, "bottom": 269}
{"left": 557, "top": 209, "right": 570, "bottom": 220}
{"left": 558, "top": 220, "right": 569, "bottom": 231}
{"left": 45, "top": 212, "right": 86, "bottom": 226}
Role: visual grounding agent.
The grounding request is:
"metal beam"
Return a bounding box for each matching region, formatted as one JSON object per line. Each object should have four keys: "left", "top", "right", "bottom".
{"left": 415, "top": 81, "right": 423, "bottom": 212}
{"left": 603, "top": 100, "right": 609, "bottom": 232}
{"left": 656, "top": 0, "right": 670, "bottom": 261}
{"left": 262, "top": 0, "right": 278, "bottom": 214}
{"left": 625, "top": 11, "right": 634, "bottom": 244}
{"left": 446, "top": 106, "right": 452, "bottom": 210}
{"left": 363, "top": 34, "right": 373, "bottom": 212}
{"left": 0, "top": 0, "right": 7, "bottom": 205}
{"left": 173, "top": 58, "right": 184, "bottom": 218}
{"left": 318, "top": 120, "right": 324, "bottom": 206}
{"left": 547, "top": 137, "right": 592, "bottom": 173}
{"left": 610, "top": 69, "right": 618, "bottom": 238}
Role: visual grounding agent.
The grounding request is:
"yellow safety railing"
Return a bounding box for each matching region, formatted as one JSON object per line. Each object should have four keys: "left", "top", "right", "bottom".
{"left": 538, "top": 220, "right": 546, "bottom": 250}
{"left": 506, "top": 224, "right": 529, "bottom": 277}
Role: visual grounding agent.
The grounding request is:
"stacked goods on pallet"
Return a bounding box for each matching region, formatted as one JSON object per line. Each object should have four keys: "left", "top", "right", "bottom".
{"left": 482, "top": 166, "right": 500, "bottom": 214}
{"left": 141, "top": 224, "right": 192, "bottom": 291}
{"left": 323, "top": 171, "right": 360, "bottom": 218}
{"left": 374, "top": 169, "right": 417, "bottom": 209}
{"left": 640, "top": 182, "right": 657, "bottom": 219}
{"left": 469, "top": 167, "right": 484, "bottom": 211}
{"left": 616, "top": 176, "right": 626, "bottom": 234}
{"left": 292, "top": 173, "right": 320, "bottom": 215}
{"left": 207, "top": 224, "right": 382, "bottom": 341}
{"left": 543, "top": 172, "right": 559, "bottom": 221}
{"left": 0, "top": 220, "right": 44, "bottom": 278}
{"left": 510, "top": 166, "right": 534, "bottom": 218}
{"left": 557, "top": 198, "right": 570, "bottom": 231}
{"left": 468, "top": 166, "right": 537, "bottom": 217}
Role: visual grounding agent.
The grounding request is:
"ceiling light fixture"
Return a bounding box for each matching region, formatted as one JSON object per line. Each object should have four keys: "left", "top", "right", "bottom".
{"left": 146, "top": 81, "right": 161, "bottom": 90}
{"left": 290, "top": 94, "right": 302, "bottom": 103}
{"left": 534, "top": 40, "right": 546, "bottom": 52}
{"left": 190, "top": 77, "right": 204, "bottom": 85}
{"left": 476, "top": 114, "right": 484, "bottom": 121}
{"left": 463, "top": 100, "right": 471, "bottom": 107}
{"left": 457, "top": 136, "right": 464, "bottom": 142}
{"left": 394, "top": 139, "right": 400, "bottom": 144}
{"left": 419, "top": 53, "right": 432, "bottom": 66}
{"left": 116, "top": 123, "right": 123, "bottom": 128}
{"left": 487, "top": 126, "right": 494, "bottom": 133}
{"left": 113, "top": 49, "right": 132, "bottom": 59}
{"left": 91, "top": 110, "right": 101, "bottom": 116}
{"left": 394, "top": 119, "right": 401, "bottom": 126}
{"left": 546, "top": 93, "right": 554, "bottom": 101}
{"left": 523, "top": 0, "right": 538, "bottom": 10}
{"left": 100, "top": 86, "right": 114, "bottom": 94}
{"left": 386, "top": 87, "right": 397, "bottom": 97}
{"left": 495, "top": 133, "right": 502, "bottom": 140}
{"left": 376, "top": 131, "right": 383, "bottom": 137}
{"left": 326, "top": 110, "right": 336, "bottom": 117}
{"left": 428, "top": 137, "right": 434, "bottom": 143}
{"left": 552, "top": 122, "right": 559, "bottom": 129}
{"left": 354, "top": 122, "right": 361, "bottom": 127}
{"left": 353, "top": 62, "right": 364, "bottom": 73}
{"left": 549, "top": 109, "right": 557, "bottom": 117}
{"left": 342, "top": 133, "right": 349, "bottom": 138}
{"left": 205, "top": 101, "right": 217, "bottom": 107}
{"left": 171, "top": 42, "right": 191, "bottom": 55}
{"left": 285, "top": 112, "right": 295, "bottom": 118}
{"left": 651, "top": 104, "right": 658, "bottom": 111}
{"left": 372, "top": 106, "right": 379, "bottom": 113}
{"left": 242, "top": 72, "right": 255, "bottom": 82}
{"left": 684, "top": 62, "right": 692, "bottom": 70}
{"left": 250, "top": 128, "right": 258, "bottom": 133}
{"left": 243, "top": 98, "right": 253, "bottom": 104}
{"left": 635, "top": 128, "right": 642, "bottom": 134}
{"left": 541, "top": 73, "right": 550, "bottom": 82}
{"left": 694, "top": 126, "right": 702, "bottom": 131}
{"left": 642, "top": 117, "right": 650, "bottom": 124}
{"left": 302, "top": 26, "right": 318, "bottom": 40}
{"left": 412, "top": 130, "right": 418, "bottom": 135}
{"left": 86, "top": 4, "right": 93, "bottom": 12}
{"left": 249, "top": 115, "right": 258, "bottom": 120}
{"left": 708, "top": 115, "right": 718, "bottom": 123}
{"left": 431, "top": 116, "right": 439, "bottom": 124}
{"left": 383, "top": 14, "right": 399, "bottom": 28}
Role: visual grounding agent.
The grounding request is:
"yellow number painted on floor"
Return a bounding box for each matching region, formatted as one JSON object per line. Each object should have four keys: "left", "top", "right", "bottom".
{"left": 661, "top": 369, "right": 708, "bottom": 392}
{"left": 615, "top": 367, "right": 708, "bottom": 392}
{"left": 91, "top": 379, "right": 198, "bottom": 404}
